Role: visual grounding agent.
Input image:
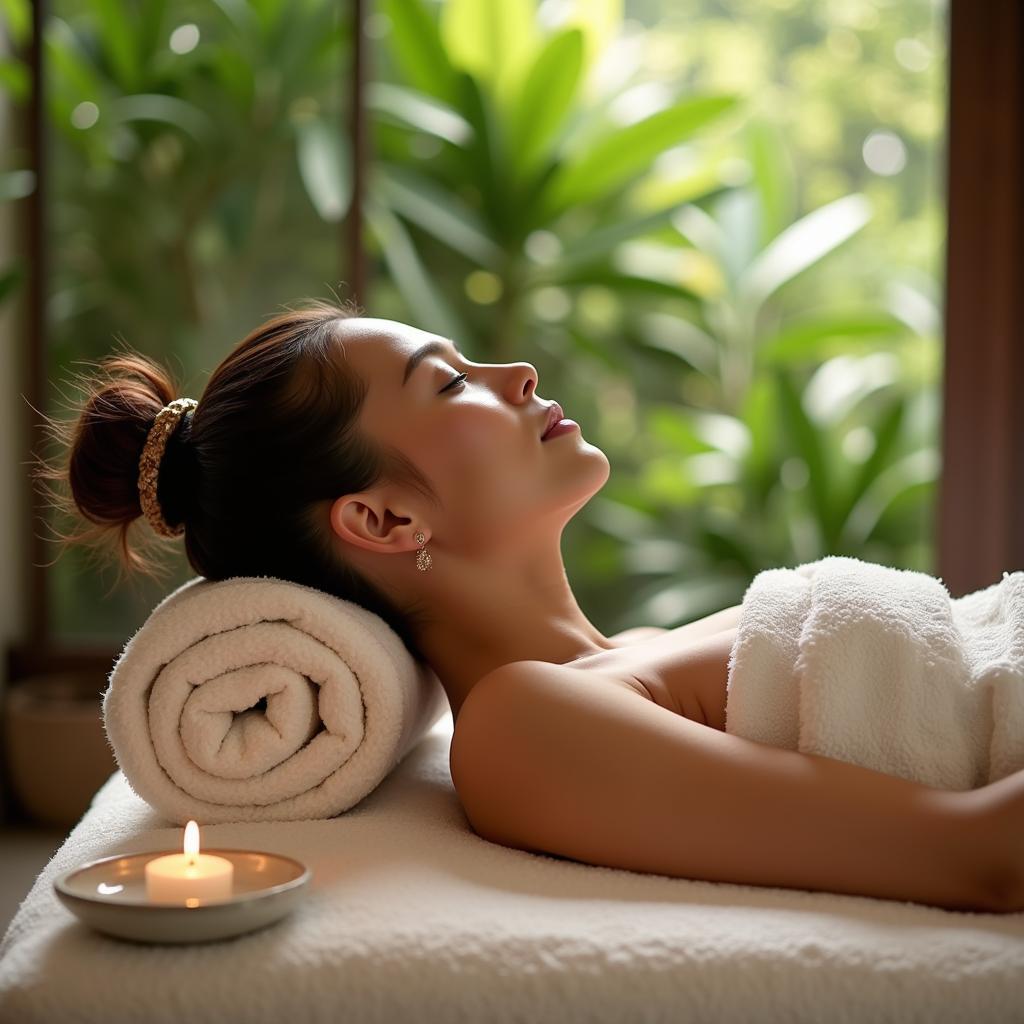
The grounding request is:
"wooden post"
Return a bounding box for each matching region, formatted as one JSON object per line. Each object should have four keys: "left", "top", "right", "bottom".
{"left": 346, "top": 0, "right": 369, "bottom": 307}
{"left": 25, "top": 0, "right": 48, "bottom": 650}
{"left": 937, "top": 0, "right": 1024, "bottom": 595}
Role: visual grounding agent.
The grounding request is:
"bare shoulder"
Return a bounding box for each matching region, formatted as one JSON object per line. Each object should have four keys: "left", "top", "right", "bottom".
{"left": 448, "top": 659, "right": 664, "bottom": 851}
{"left": 448, "top": 660, "right": 650, "bottom": 788}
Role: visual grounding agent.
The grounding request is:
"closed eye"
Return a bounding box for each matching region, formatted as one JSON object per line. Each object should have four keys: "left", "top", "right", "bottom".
{"left": 440, "top": 372, "right": 467, "bottom": 393}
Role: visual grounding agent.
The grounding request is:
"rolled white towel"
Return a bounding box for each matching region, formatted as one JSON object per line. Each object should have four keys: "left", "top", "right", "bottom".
{"left": 102, "top": 575, "right": 449, "bottom": 824}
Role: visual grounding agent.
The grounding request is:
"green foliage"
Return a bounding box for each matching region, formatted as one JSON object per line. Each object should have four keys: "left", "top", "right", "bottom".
{"left": 23, "top": 0, "right": 945, "bottom": 640}
{"left": 367, "top": 0, "right": 944, "bottom": 629}
{"left": 33, "top": 0, "right": 352, "bottom": 639}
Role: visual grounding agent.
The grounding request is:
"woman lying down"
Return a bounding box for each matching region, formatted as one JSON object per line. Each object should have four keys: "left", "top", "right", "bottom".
{"left": 40, "top": 299, "right": 1024, "bottom": 915}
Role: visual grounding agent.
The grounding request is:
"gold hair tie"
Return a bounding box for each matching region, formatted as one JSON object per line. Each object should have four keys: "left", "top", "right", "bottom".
{"left": 138, "top": 398, "right": 198, "bottom": 538}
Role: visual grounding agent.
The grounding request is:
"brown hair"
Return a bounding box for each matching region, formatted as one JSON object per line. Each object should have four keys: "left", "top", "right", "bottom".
{"left": 34, "top": 299, "right": 437, "bottom": 661}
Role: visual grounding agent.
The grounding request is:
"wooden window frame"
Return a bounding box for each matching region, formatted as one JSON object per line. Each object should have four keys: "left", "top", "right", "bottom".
{"left": 936, "top": 0, "right": 1024, "bottom": 593}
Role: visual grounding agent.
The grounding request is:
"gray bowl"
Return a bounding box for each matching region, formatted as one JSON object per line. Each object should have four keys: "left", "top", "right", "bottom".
{"left": 54, "top": 849, "right": 312, "bottom": 944}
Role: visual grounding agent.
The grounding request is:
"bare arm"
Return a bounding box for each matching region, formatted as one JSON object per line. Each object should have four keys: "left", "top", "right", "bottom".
{"left": 450, "top": 660, "right": 1018, "bottom": 913}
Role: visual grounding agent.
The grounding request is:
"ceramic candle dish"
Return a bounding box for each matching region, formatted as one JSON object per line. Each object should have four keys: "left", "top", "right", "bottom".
{"left": 54, "top": 849, "right": 311, "bottom": 944}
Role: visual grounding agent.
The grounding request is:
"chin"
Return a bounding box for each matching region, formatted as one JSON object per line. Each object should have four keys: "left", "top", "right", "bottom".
{"left": 565, "top": 448, "right": 612, "bottom": 512}
{"left": 585, "top": 443, "right": 612, "bottom": 484}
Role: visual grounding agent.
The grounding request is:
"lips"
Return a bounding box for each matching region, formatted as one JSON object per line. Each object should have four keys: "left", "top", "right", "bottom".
{"left": 541, "top": 402, "right": 564, "bottom": 440}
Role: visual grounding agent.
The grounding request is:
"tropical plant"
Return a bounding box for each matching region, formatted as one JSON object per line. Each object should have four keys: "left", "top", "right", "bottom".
{"left": 361, "top": 0, "right": 741, "bottom": 352}
{"left": 27, "top": 0, "right": 946, "bottom": 643}
{"left": 36, "top": 0, "right": 354, "bottom": 639}
{"left": 594, "top": 160, "right": 941, "bottom": 627}
{"left": 353, "top": 0, "right": 943, "bottom": 629}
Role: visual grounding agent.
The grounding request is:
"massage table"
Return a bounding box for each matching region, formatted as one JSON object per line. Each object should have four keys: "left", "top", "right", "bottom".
{"left": 2, "top": 711, "right": 1022, "bottom": 1023}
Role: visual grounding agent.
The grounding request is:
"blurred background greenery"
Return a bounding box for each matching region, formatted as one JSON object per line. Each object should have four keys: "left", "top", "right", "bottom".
{"left": 1, "top": 0, "right": 947, "bottom": 645}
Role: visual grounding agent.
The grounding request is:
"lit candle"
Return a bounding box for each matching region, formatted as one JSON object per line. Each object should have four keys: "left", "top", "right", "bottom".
{"left": 144, "top": 820, "right": 234, "bottom": 904}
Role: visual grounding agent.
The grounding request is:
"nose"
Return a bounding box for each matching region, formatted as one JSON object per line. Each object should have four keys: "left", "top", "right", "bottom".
{"left": 505, "top": 361, "right": 538, "bottom": 403}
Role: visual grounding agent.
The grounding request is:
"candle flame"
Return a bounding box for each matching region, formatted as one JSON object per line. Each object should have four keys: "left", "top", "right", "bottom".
{"left": 184, "top": 819, "right": 200, "bottom": 859}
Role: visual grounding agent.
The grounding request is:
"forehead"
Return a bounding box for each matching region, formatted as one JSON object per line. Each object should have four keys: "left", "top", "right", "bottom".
{"left": 333, "top": 318, "right": 436, "bottom": 361}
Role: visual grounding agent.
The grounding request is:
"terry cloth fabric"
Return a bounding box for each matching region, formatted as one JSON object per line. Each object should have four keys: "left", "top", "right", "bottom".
{"left": 102, "top": 575, "right": 448, "bottom": 824}
{"left": 725, "top": 556, "right": 1024, "bottom": 789}
{"left": 2, "top": 716, "right": 1022, "bottom": 1024}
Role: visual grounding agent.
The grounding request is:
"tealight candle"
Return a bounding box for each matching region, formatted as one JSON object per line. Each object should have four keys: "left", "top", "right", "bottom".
{"left": 144, "top": 820, "right": 234, "bottom": 904}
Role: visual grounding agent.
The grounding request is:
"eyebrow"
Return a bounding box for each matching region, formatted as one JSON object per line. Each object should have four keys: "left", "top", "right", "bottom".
{"left": 402, "top": 339, "right": 457, "bottom": 387}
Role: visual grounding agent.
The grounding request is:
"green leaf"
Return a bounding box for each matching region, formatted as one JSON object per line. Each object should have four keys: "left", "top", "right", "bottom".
{"left": 542, "top": 94, "right": 740, "bottom": 218}
{"left": 697, "top": 519, "right": 759, "bottom": 575}
{"left": 739, "top": 193, "right": 872, "bottom": 308}
{"left": 212, "top": 48, "right": 255, "bottom": 110}
{"left": 631, "top": 574, "right": 744, "bottom": 628}
{"left": 92, "top": 0, "right": 140, "bottom": 91}
{"left": 738, "top": 373, "right": 780, "bottom": 494}
{"left": 556, "top": 0, "right": 622, "bottom": 89}
{"left": 637, "top": 314, "right": 719, "bottom": 379}
{"left": 107, "top": 94, "right": 215, "bottom": 141}
{"left": 838, "top": 396, "right": 906, "bottom": 537}
{"left": 556, "top": 323, "right": 626, "bottom": 372}
{"left": 452, "top": 70, "right": 510, "bottom": 238}
{"left": 209, "top": 0, "right": 260, "bottom": 37}
{"left": 381, "top": 0, "right": 460, "bottom": 106}
{"left": 250, "top": 0, "right": 289, "bottom": 39}
{"left": 545, "top": 267, "right": 701, "bottom": 304}
{"left": 136, "top": 0, "right": 169, "bottom": 71}
{"left": 295, "top": 119, "right": 351, "bottom": 223}
{"left": 0, "top": 57, "right": 29, "bottom": 102}
{"left": 587, "top": 496, "right": 659, "bottom": 541}
{"left": 1, "top": 0, "right": 30, "bottom": 49}
{"left": 671, "top": 201, "right": 727, "bottom": 260}
{"left": 555, "top": 204, "right": 692, "bottom": 273}
{"left": 45, "top": 18, "right": 105, "bottom": 110}
{"left": 366, "top": 82, "right": 473, "bottom": 147}
{"left": 711, "top": 187, "right": 760, "bottom": 287}
{"left": 744, "top": 118, "right": 795, "bottom": 249}
{"left": 374, "top": 162, "right": 503, "bottom": 268}
{"left": 644, "top": 405, "right": 712, "bottom": 455}
{"left": 885, "top": 279, "right": 941, "bottom": 338}
{"left": 758, "top": 310, "right": 908, "bottom": 364}
{"left": 801, "top": 352, "right": 902, "bottom": 428}
{"left": 440, "top": 0, "right": 536, "bottom": 117}
{"left": 506, "top": 28, "right": 585, "bottom": 181}
{"left": 363, "top": 197, "right": 469, "bottom": 343}
{"left": 840, "top": 448, "right": 940, "bottom": 548}
{"left": 774, "top": 367, "right": 836, "bottom": 546}
{"left": 620, "top": 538, "right": 697, "bottom": 576}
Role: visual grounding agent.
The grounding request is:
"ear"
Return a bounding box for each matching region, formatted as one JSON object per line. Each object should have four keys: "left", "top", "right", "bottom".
{"left": 328, "top": 493, "right": 423, "bottom": 556}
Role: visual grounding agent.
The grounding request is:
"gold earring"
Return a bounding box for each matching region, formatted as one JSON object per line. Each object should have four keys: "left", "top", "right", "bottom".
{"left": 414, "top": 530, "right": 432, "bottom": 572}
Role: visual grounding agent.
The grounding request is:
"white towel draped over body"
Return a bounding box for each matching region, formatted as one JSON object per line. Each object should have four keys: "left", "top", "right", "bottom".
{"left": 102, "top": 576, "right": 449, "bottom": 824}
{"left": 725, "top": 556, "right": 1024, "bottom": 790}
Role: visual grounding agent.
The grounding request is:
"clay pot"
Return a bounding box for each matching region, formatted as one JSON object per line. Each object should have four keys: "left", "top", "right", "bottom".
{"left": 3, "top": 671, "right": 118, "bottom": 828}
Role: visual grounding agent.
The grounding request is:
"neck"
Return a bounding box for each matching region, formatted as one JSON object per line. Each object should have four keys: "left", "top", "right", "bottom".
{"left": 409, "top": 533, "right": 619, "bottom": 722}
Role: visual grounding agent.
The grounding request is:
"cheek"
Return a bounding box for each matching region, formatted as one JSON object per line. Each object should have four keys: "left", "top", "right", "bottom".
{"left": 432, "top": 409, "right": 535, "bottom": 488}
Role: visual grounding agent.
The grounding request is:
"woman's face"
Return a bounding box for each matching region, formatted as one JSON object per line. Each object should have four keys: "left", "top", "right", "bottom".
{"left": 332, "top": 318, "right": 610, "bottom": 556}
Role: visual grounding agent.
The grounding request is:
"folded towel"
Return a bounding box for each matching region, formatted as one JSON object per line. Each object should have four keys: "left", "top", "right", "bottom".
{"left": 724, "top": 556, "right": 1024, "bottom": 790}
{"left": 102, "top": 575, "right": 449, "bottom": 824}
